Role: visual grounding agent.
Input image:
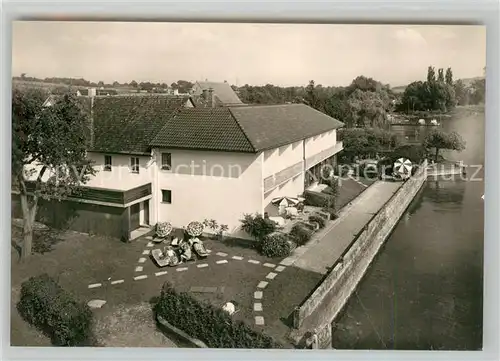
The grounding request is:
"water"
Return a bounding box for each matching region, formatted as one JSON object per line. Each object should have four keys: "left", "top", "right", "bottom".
{"left": 332, "top": 108, "right": 485, "bottom": 350}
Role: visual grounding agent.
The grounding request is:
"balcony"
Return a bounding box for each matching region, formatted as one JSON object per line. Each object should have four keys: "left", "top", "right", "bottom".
{"left": 263, "top": 141, "right": 343, "bottom": 193}
{"left": 305, "top": 141, "right": 343, "bottom": 169}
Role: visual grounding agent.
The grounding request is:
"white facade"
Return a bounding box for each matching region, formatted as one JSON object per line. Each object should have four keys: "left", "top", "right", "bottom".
{"left": 86, "top": 152, "right": 153, "bottom": 191}
{"left": 83, "top": 128, "right": 342, "bottom": 234}
{"left": 151, "top": 149, "right": 263, "bottom": 233}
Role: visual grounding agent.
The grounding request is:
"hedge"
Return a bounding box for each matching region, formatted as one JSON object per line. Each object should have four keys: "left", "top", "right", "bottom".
{"left": 17, "top": 274, "right": 94, "bottom": 346}
{"left": 303, "top": 190, "right": 335, "bottom": 208}
{"left": 260, "top": 232, "right": 293, "bottom": 258}
{"left": 154, "top": 282, "right": 283, "bottom": 348}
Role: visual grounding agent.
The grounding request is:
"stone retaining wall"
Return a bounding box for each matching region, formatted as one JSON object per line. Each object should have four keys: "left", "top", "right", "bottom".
{"left": 290, "top": 160, "right": 428, "bottom": 348}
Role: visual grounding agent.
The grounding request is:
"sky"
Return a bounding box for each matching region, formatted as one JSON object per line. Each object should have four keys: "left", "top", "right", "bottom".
{"left": 12, "top": 22, "right": 486, "bottom": 87}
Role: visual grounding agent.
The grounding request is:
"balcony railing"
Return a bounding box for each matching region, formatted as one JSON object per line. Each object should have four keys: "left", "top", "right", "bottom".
{"left": 305, "top": 141, "right": 343, "bottom": 169}
{"left": 263, "top": 141, "right": 343, "bottom": 193}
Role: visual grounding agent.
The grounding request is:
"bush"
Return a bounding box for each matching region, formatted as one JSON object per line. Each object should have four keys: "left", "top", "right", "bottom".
{"left": 303, "top": 190, "right": 335, "bottom": 208}
{"left": 391, "top": 144, "right": 426, "bottom": 164}
{"left": 240, "top": 213, "right": 277, "bottom": 241}
{"left": 289, "top": 224, "right": 314, "bottom": 246}
{"left": 17, "top": 274, "right": 94, "bottom": 346}
{"left": 308, "top": 214, "right": 326, "bottom": 228}
{"left": 260, "top": 232, "right": 293, "bottom": 258}
{"left": 154, "top": 282, "right": 282, "bottom": 348}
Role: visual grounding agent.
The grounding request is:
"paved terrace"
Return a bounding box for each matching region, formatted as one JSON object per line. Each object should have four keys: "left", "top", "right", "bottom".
{"left": 260, "top": 180, "right": 402, "bottom": 342}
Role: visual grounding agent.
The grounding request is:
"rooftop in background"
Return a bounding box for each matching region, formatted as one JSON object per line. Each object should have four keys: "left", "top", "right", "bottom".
{"left": 192, "top": 81, "right": 243, "bottom": 105}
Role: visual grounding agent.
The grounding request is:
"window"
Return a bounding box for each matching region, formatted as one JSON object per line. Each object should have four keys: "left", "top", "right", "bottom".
{"left": 104, "top": 155, "right": 112, "bottom": 171}
{"left": 130, "top": 157, "right": 140, "bottom": 173}
{"left": 161, "top": 152, "right": 172, "bottom": 171}
{"left": 161, "top": 190, "right": 172, "bottom": 204}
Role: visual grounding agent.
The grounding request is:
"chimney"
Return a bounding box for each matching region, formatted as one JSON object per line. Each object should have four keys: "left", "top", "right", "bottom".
{"left": 202, "top": 88, "right": 208, "bottom": 100}
{"left": 208, "top": 87, "right": 214, "bottom": 108}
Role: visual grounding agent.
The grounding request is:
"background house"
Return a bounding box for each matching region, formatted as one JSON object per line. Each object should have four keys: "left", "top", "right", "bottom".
{"left": 191, "top": 80, "right": 244, "bottom": 106}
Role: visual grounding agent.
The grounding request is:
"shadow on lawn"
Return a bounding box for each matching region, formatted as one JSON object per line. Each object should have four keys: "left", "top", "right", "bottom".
{"left": 11, "top": 226, "right": 65, "bottom": 261}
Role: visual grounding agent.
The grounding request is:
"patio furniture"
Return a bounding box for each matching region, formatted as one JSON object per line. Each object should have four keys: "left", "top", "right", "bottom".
{"left": 285, "top": 206, "right": 299, "bottom": 218}
{"left": 151, "top": 247, "right": 180, "bottom": 267}
{"left": 191, "top": 238, "right": 209, "bottom": 258}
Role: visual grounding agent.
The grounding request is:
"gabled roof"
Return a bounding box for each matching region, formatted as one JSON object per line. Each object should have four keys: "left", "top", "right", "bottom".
{"left": 194, "top": 81, "right": 243, "bottom": 105}
{"left": 91, "top": 95, "right": 191, "bottom": 154}
{"left": 150, "top": 108, "right": 255, "bottom": 153}
{"left": 229, "top": 104, "right": 344, "bottom": 152}
{"left": 150, "top": 104, "right": 344, "bottom": 153}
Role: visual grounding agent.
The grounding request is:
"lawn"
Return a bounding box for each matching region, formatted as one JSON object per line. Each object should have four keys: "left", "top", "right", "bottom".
{"left": 10, "top": 224, "right": 286, "bottom": 347}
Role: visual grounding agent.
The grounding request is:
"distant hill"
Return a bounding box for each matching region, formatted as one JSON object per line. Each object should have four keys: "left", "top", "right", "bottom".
{"left": 390, "top": 76, "right": 484, "bottom": 94}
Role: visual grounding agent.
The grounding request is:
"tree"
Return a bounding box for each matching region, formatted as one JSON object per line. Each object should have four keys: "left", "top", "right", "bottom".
{"left": 340, "top": 127, "right": 399, "bottom": 161}
{"left": 423, "top": 130, "right": 466, "bottom": 162}
{"left": 346, "top": 89, "right": 388, "bottom": 128}
{"left": 12, "top": 88, "right": 96, "bottom": 261}
{"left": 305, "top": 80, "right": 319, "bottom": 109}
{"left": 454, "top": 79, "right": 469, "bottom": 106}
{"left": 445, "top": 68, "right": 453, "bottom": 85}
{"left": 437, "top": 68, "right": 444, "bottom": 83}
{"left": 130, "top": 80, "right": 138, "bottom": 88}
{"left": 97, "top": 81, "right": 105, "bottom": 87}
{"left": 427, "top": 66, "right": 436, "bottom": 83}
{"left": 112, "top": 81, "right": 120, "bottom": 87}
{"left": 470, "top": 78, "right": 486, "bottom": 104}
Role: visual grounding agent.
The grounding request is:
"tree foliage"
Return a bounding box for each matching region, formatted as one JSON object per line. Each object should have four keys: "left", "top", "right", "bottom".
{"left": 423, "top": 130, "right": 466, "bottom": 161}
{"left": 339, "top": 127, "right": 399, "bottom": 161}
{"left": 399, "top": 66, "right": 456, "bottom": 113}
{"left": 12, "top": 87, "right": 96, "bottom": 260}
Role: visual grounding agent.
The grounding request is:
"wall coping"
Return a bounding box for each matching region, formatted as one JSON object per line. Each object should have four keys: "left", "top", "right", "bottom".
{"left": 156, "top": 314, "right": 208, "bottom": 348}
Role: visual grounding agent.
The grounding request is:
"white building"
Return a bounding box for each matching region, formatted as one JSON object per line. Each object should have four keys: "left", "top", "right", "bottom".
{"left": 16, "top": 89, "right": 343, "bottom": 241}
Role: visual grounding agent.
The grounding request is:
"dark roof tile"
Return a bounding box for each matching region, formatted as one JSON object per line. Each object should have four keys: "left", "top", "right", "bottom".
{"left": 150, "top": 108, "right": 255, "bottom": 153}
{"left": 229, "top": 104, "right": 344, "bottom": 152}
{"left": 91, "top": 95, "right": 189, "bottom": 154}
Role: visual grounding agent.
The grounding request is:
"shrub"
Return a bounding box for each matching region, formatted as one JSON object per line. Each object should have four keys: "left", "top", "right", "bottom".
{"left": 297, "top": 221, "right": 316, "bottom": 231}
{"left": 260, "top": 232, "right": 293, "bottom": 258}
{"left": 303, "top": 190, "right": 335, "bottom": 208}
{"left": 16, "top": 274, "right": 94, "bottom": 346}
{"left": 308, "top": 214, "right": 326, "bottom": 228}
{"left": 391, "top": 144, "right": 426, "bottom": 164}
{"left": 154, "top": 282, "right": 282, "bottom": 348}
{"left": 322, "top": 207, "right": 338, "bottom": 220}
{"left": 240, "top": 213, "right": 277, "bottom": 241}
{"left": 202, "top": 219, "right": 229, "bottom": 239}
{"left": 289, "top": 224, "right": 314, "bottom": 246}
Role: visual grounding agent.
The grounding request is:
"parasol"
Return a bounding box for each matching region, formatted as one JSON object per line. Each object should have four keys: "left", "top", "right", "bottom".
{"left": 271, "top": 196, "right": 300, "bottom": 207}
{"left": 393, "top": 158, "right": 412, "bottom": 176}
